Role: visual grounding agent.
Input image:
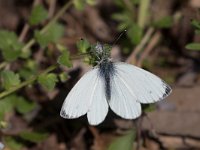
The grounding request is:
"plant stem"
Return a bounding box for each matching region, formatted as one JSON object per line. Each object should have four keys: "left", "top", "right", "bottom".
{"left": 137, "top": 31, "right": 161, "bottom": 67}
{"left": 126, "top": 27, "right": 154, "bottom": 64}
{"left": 138, "top": 0, "right": 150, "bottom": 29}
{"left": 0, "top": 65, "right": 57, "bottom": 99}
{"left": 41, "top": 0, "right": 73, "bottom": 34}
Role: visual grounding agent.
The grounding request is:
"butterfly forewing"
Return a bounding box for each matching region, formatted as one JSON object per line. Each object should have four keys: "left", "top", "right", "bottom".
{"left": 114, "top": 63, "right": 172, "bottom": 104}
{"left": 60, "top": 68, "right": 99, "bottom": 119}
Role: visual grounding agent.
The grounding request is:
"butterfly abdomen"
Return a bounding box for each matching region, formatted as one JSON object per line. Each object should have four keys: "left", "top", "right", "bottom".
{"left": 99, "top": 60, "right": 115, "bottom": 100}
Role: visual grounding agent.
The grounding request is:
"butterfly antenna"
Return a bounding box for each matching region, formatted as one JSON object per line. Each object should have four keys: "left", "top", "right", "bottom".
{"left": 112, "top": 30, "right": 127, "bottom": 46}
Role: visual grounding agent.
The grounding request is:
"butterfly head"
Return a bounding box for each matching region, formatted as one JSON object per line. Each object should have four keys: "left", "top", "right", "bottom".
{"left": 90, "top": 43, "right": 111, "bottom": 65}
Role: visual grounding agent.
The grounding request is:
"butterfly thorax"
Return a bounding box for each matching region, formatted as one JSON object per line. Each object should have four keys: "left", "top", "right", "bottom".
{"left": 90, "top": 43, "right": 116, "bottom": 100}
{"left": 90, "top": 43, "right": 111, "bottom": 65}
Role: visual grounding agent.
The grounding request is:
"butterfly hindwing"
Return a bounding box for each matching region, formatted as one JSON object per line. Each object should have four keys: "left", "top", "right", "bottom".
{"left": 109, "top": 70, "right": 142, "bottom": 119}
{"left": 87, "top": 75, "right": 108, "bottom": 125}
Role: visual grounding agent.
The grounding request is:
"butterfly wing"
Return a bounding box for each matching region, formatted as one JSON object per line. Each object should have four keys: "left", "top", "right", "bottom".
{"left": 60, "top": 68, "right": 108, "bottom": 125}
{"left": 109, "top": 67, "right": 142, "bottom": 119}
{"left": 87, "top": 75, "right": 108, "bottom": 125}
{"left": 60, "top": 68, "right": 98, "bottom": 119}
{"left": 114, "top": 63, "right": 172, "bottom": 104}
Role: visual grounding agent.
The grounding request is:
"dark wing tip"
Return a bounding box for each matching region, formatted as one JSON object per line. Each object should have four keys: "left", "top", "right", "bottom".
{"left": 162, "top": 81, "right": 172, "bottom": 99}
{"left": 60, "top": 109, "right": 70, "bottom": 119}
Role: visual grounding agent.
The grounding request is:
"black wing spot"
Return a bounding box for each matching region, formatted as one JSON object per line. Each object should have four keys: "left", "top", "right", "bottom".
{"left": 60, "top": 109, "right": 70, "bottom": 118}
{"left": 162, "top": 81, "right": 172, "bottom": 99}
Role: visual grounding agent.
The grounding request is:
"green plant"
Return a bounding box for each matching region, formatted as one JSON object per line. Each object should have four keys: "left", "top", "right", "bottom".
{"left": 112, "top": 0, "right": 174, "bottom": 55}
{"left": 186, "top": 19, "right": 200, "bottom": 50}
{"left": 0, "top": 0, "right": 95, "bottom": 149}
{"left": 108, "top": 130, "right": 136, "bottom": 150}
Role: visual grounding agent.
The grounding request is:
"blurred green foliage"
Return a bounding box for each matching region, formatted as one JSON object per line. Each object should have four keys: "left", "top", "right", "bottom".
{"left": 77, "top": 39, "right": 91, "bottom": 53}
{"left": 0, "top": 2, "right": 73, "bottom": 149}
{"left": 108, "top": 130, "right": 136, "bottom": 150}
{"left": 186, "top": 43, "right": 200, "bottom": 50}
{"left": 1, "top": 71, "right": 21, "bottom": 90}
{"left": 73, "top": 0, "right": 96, "bottom": 10}
{"left": 186, "top": 19, "right": 200, "bottom": 50}
{"left": 29, "top": 5, "right": 48, "bottom": 26}
{"left": 4, "top": 130, "right": 48, "bottom": 150}
{"left": 57, "top": 45, "right": 72, "bottom": 67}
{"left": 0, "top": 30, "right": 24, "bottom": 61}
{"left": 4, "top": 137, "right": 23, "bottom": 150}
{"left": 34, "top": 23, "right": 64, "bottom": 47}
{"left": 19, "top": 131, "right": 48, "bottom": 143}
{"left": 0, "top": 95, "right": 37, "bottom": 120}
{"left": 38, "top": 73, "right": 58, "bottom": 91}
{"left": 112, "top": 0, "right": 173, "bottom": 51}
{"left": 153, "top": 16, "right": 173, "bottom": 28}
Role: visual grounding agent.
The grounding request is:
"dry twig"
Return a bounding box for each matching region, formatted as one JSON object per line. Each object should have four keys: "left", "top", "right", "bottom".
{"left": 126, "top": 28, "right": 154, "bottom": 64}
{"left": 137, "top": 31, "right": 161, "bottom": 67}
{"left": 48, "top": 0, "right": 56, "bottom": 18}
{"left": 18, "top": 0, "right": 42, "bottom": 42}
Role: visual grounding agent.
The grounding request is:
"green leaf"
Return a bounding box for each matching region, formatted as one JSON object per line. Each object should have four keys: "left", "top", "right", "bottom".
{"left": 191, "top": 19, "right": 200, "bottom": 30}
{"left": 1, "top": 70, "right": 21, "bottom": 90}
{"left": 29, "top": 4, "right": 48, "bottom": 26}
{"left": 0, "top": 95, "right": 36, "bottom": 120}
{"left": 195, "top": 29, "right": 200, "bottom": 35}
{"left": 153, "top": 16, "right": 173, "bottom": 28}
{"left": 144, "top": 104, "right": 156, "bottom": 112}
{"left": 20, "top": 49, "right": 31, "bottom": 59}
{"left": 112, "top": 11, "right": 133, "bottom": 25}
{"left": 114, "top": 0, "right": 126, "bottom": 8}
{"left": 0, "top": 95, "right": 17, "bottom": 120}
{"left": 19, "top": 69, "right": 34, "bottom": 80}
{"left": 57, "top": 48, "right": 72, "bottom": 67}
{"left": 108, "top": 130, "right": 136, "bottom": 150}
{"left": 34, "top": 23, "right": 64, "bottom": 47}
{"left": 127, "top": 24, "right": 143, "bottom": 45}
{"left": 15, "top": 97, "right": 37, "bottom": 114}
{"left": 19, "top": 60, "right": 38, "bottom": 79}
{"left": 38, "top": 73, "right": 58, "bottom": 91}
{"left": 76, "top": 39, "right": 90, "bottom": 53}
{"left": 133, "top": 0, "right": 140, "bottom": 4}
{"left": 59, "top": 72, "right": 69, "bottom": 82}
{"left": 185, "top": 43, "right": 200, "bottom": 50}
{"left": 0, "top": 30, "right": 23, "bottom": 61}
{"left": 86, "top": 0, "right": 96, "bottom": 5}
{"left": 0, "top": 121, "right": 8, "bottom": 129}
{"left": 73, "top": 0, "right": 86, "bottom": 10}
{"left": 2, "top": 50, "right": 21, "bottom": 62}
{"left": 19, "top": 131, "right": 48, "bottom": 143}
{"left": 4, "top": 137, "right": 23, "bottom": 150}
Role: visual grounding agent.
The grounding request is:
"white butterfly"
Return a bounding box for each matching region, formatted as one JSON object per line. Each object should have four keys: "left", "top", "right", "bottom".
{"left": 60, "top": 43, "right": 172, "bottom": 125}
{"left": 0, "top": 142, "right": 4, "bottom": 150}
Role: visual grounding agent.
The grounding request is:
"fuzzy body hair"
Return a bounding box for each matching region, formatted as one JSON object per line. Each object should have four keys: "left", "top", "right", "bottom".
{"left": 99, "top": 60, "right": 115, "bottom": 100}
{"left": 91, "top": 43, "right": 116, "bottom": 100}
